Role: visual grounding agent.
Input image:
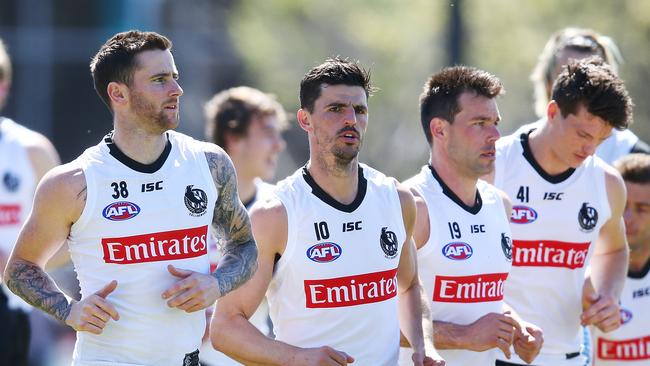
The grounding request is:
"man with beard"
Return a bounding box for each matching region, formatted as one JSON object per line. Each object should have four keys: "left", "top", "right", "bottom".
{"left": 401, "top": 66, "right": 543, "bottom": 365}
{"left": 211, "top": 58, "right": 445, "bottom": 366}
{"left": 3, "top": 30, "right": 257, "bottom": 366}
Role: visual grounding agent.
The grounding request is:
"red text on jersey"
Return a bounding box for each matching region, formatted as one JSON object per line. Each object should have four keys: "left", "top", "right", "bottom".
{"left": 433, "top": 272, "right": 509, "bottom": 303}
{"left": 598, "top": 335, "right": 650, "bottom": 361}
{"left": 0, "top": 204, "right": 20, "bottom": 225}
{"left": 512, "top": 240, "right": 590, "bottom": 269}
{"left": 102, "top": 225, "right": 208, "bottom": 264}
{"left": 304, "top": 268, "right": 398, "bottom": 308}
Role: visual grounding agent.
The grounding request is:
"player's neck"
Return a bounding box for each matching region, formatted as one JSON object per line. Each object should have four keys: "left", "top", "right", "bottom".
{"left": 237, "top": 176, "right": 257, "bottom": 205}
{"left": 307, "top": 158, "right": 359, "bottom": 205}
{"left": 528, "top": 126, "right": 573, "bottom": 175}
{"left": 629, "top": 244, "right": 650, "bottom": 274}
{"left": 111, "top": 125, "right": 168, "bottom": 165}
{"left": 429, "top": 154, "right": 478, "bottom": 207}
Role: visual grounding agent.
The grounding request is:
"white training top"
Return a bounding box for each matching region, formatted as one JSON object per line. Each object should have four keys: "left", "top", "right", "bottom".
{"left": 494, "top": 129, "right": 611, "bottom": 365}
{"left": 592, "top": 262, "right": 650, "bottom": 365}
{"left": 404, "top": 165, "right": 513, "bottom": 365}
{"left": 68, "top": 131, "right": 217, "bottom": 366}
{"left": 513, "top": 119, "right": 639, "bottom": 165}
{"left": 0, "top": 117, "right": 37, "bottom": 311}
{"left": 268, "top": 164, "right": 405, "bottom": 366}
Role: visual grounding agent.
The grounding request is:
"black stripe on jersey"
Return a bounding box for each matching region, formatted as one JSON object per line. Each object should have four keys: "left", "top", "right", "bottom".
{"left": 302, "top": 165, "right": 367, "bottom": 213}
{"left": 630, "top": 139, "right": 650, "bottom": 155}
{"left": 428, "top": 164, "right": 482, "bottom": 215}
{"left": 104, "top": 132, "right": 172, "bottom": 174}
{"left": 520, "top": 129, "right": 575, "bottom": 184}
{"left": 629, "top": 256, "right": 650, "bottom": 279}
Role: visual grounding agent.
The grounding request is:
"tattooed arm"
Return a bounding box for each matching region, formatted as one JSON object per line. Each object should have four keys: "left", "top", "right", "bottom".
{"left": 161, "top": 144, "right": 257, "bottom": 311}
{"left": 4, "top": 163, "right": 118, "bottom": 333}
{"left": 205, "top": 145, "right": 258, "bottom": 297}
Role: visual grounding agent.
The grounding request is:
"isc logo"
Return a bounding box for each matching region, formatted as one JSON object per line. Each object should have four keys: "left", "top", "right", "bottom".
{"left": 102, "top": 201, "right": 141, "bottom": 221}
{"left": 307, "top": 242, "right": 342, "bottom": 263}
{"left": 620, "top": 308, "right": 633, "bottom": 324}
{"left": 442, "top": 242, "right": 473, "bottom": 260}
{"left": 511, "top": 205, "right": 538, "bottom": 224}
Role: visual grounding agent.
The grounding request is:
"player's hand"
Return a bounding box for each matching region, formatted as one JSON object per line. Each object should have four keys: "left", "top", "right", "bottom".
{"left": 416, "top": 352, "right": 445, "bottom": 366}
{"left": 65, "top": 280, "right": 119, "bottom": 334}
{"left": 466, "top": 311, "right": 518, "bottom": 358}
{"left": 513, "top": 321, "right": 543, "bottom": 364}
{"left": 162, "top": 264, "right": 220, "bottom": 313}
{"left": 288, "top": 346, "right": 354, "bottom": 365}
{"left": 581, "top": 293, "right": 621, "bottom": 332}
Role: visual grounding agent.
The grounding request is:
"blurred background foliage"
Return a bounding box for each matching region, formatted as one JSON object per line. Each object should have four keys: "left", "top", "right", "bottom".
{"left": 2, "top": 0, "right": 649, "bottom": 181}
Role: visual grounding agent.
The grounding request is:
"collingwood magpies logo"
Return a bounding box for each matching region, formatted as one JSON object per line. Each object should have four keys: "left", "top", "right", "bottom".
{"left": 380, "top": 227, "right": 398, "bottom": 258}
{"left": 3, "top": 171, "right": 20, "bottom": 192}
{"left": 184, "top": 185, "right": 208, "bottom": 217}
{"left": 578, "top": 202, "right": 598, "bottom": 232}
{"left": 501, "top": 232, "right": 512, "bottom": 261}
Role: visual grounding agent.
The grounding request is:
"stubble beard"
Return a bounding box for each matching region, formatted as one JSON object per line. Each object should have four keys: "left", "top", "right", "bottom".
{"left": 131, "top": 91, "right": 179, "bottom": 133}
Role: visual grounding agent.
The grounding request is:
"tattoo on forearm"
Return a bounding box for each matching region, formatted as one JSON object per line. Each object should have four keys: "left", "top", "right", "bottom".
{"left": 205, "top": 150, "right": 259, "bottom": 296}
{"left": 5, "top": 259, "right": 71, "bottom": 323}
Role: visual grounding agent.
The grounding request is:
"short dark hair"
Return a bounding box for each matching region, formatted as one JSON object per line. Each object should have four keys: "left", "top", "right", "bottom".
{"left": 204, "top": 86, "right": 287, "bottom": 151}
{"left": 615, "top": 153, "right": 650, "bottom": 184}
{"left": 299, "top": 57, "right": 374, "bottom": 112}
{"left": 552, "top": 57, "right": 632, "bottom": 130}
{"left": 532, "top": 28, "right": 622, "bottom": 117}
{"left": 419, "top": 66, "right": 503, "bottom": 144}
{"left": 90, "top": 30, "right": 172, "bottom": 111}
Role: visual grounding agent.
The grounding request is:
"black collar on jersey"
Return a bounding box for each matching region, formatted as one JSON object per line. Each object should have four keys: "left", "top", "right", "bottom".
{"left": 104, "top": 132, "right": 171, "bottom": 174}
{"left": 520, "top": 129, "right": 575, "bottom": 184}
{"left": 428, "top": 164, "right": 482, "bottom": 215}
{"left": 242, "top": 192, "right": 256, "bottom": 210}
{"left": 302, "top": 165, "right": 367, "bottom": 213}
{"left": 628, "top": 256, "right": 650, "bottom": 279}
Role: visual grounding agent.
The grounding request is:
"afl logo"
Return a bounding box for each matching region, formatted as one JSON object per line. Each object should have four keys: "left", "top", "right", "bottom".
{"left": 442, "top": 242, "right": 473, "bottom": 260}
{"left": 511, "top": 205, "right": 538, "bottom": 224}
{"left": 307, "top": 242, "right": 342, "bottom": 263}
{"left": 578, "top": 202, "right": 598, "bottom": 232}
{"left": 184, "top": 185, "right": 208, "bottom": 217}
{"left": 620, "top": 308, "right": 633, "bottom": 325}
{"left": 102, "top": 201, "right": 140, "bottom": 221}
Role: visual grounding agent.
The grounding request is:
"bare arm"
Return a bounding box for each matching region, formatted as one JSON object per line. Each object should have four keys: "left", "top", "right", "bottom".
{"left": 211, "top": 198, "right": 353, "bottom": 365}
{"left": 205, "top": 146, "right": 258, "bottom": 297}
{"left": 582, "top": 167, "right": 629, "bottom": 332}
{"left": 396, "top": 183, "right": 444, "bottom": 365}
{"left": 3, "top": 164, "right": 83, "bottom": 323}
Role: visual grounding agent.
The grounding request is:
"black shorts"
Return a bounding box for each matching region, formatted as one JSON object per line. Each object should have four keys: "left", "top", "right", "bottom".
{"left": 0, "top": 288, "right": 30, "bottom": 366}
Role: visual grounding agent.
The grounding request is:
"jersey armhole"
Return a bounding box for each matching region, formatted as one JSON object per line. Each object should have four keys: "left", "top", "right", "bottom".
{"left": 271, "top": 193, "right": 295, "bottom": 277}
{"left": 69, "top": 157, "right": 95, "bottom": 240}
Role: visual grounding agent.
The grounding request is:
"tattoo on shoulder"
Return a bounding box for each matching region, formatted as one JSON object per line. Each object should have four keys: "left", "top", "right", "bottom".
{"left": 204, "top": 150, "right": 258, "bottom": 296}
{"left": 5, "top": 259, "right": 71, "bottom": 323}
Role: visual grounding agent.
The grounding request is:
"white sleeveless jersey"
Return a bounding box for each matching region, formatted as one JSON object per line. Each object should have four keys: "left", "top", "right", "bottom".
{"left": 268, "top": 164, "right": 405, "bottom": 366}
{"left": 494, "top": 130, "right": 611, "bottom": 364}
{"left": 592, "top": 263, "right": 650, "bottom": 365}
{"left": 0, "top": 117, "right": 37, "bottom": 311}
{"left": 403, "top": 165, "right": 513, "bottom": 365}
{"left": 514, "top": 119, "right": 639, "bottom": 165}
{"left": 202, "top": 178, "right": 274, "bottom": 366}
{"left": 68, "top": 131, "right": 217, "bottom": 366}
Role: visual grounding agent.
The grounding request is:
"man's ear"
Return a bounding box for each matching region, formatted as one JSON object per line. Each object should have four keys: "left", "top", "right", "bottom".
{"left": 107, "top": 81, "right": 128, "bottom": 107}
{"left": 430, "top": 117, "right": 449, "bottom": 141}
{"left": 297, "top": 108, "right": 312, "bottom": 132}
